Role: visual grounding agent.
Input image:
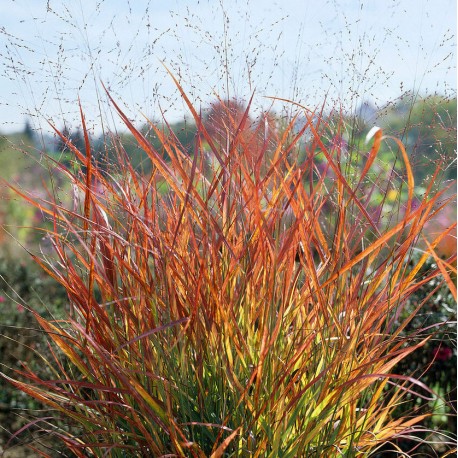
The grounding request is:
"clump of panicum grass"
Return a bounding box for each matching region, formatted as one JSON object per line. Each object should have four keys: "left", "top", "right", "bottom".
{"left": 1, "top": 77, "right": 456, "bottom": 457}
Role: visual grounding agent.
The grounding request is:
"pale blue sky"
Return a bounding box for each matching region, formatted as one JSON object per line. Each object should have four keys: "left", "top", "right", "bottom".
{"left": 0, "top": 0, "right": 456, "bottom": 134}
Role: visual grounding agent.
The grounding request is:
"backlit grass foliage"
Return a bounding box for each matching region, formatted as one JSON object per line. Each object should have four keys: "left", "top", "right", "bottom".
{"left": 3, "top": 81, "right": 456, "bottom": 457}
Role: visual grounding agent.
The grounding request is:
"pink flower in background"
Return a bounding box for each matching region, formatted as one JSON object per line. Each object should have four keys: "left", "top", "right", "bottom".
{"left": 432, "top": 346, "right": 453, "bottom": 362}
{"left": 423, "top": 199, "right": 457, "bottom": 258}
{"left": 0, "top": 296, "right": 5, "bottom": 303}
{"left": 330, "top": 134, "right": 348, "bottom": 154}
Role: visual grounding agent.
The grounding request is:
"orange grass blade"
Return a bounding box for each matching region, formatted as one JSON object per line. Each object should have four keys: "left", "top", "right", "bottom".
{"left": 210, "top": 427, "right": 241, "bottom": 458}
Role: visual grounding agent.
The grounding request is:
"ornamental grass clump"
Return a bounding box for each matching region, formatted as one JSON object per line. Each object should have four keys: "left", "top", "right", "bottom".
{"left": 2, "top": 80, "right": 456, "bottom": 457}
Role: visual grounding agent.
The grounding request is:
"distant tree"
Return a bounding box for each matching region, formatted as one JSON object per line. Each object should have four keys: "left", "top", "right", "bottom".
{"left": 135, "top": 118, "right": 198, "bottom": 171}
{"left": 55, "top": 125, "right": 87, "bottom": 169}
{"left": 72, "top": 128, "right": 86, "bottom": 154}
{"left": 170, "top": 119, "right": 197, "bottom": 154}
{"left": 23, "top": 119, "right": 34, "bottom": 141}
{"left": 55, "top": 125, "right": 70, "bottom": 153}
{"left": 382, "top": 95, "right": 457, "bottom": 183}
{"left": 205, "top": 98, "right": 249, "bottom": 146}
{"left": 56, "top": 126, "right": 86, "bottom": 154}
